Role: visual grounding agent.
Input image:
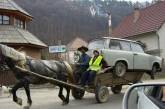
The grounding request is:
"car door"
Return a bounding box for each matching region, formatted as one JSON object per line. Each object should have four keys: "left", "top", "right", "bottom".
{"left": 103, "top": 39, "right": 133, "bottom": 70}
{"left": 137, "top": 91, "right": 160, "bottom": 109}
{"left": 131, "top": 42, "right": 150, "bottom": 70}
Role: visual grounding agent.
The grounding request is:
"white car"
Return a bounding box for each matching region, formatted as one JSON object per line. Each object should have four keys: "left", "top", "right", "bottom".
{"left": 123, "top": 83, "right": 165, "bottom": 109}
{"left": 88, "top": 37, "right": 163, "bottom": 78}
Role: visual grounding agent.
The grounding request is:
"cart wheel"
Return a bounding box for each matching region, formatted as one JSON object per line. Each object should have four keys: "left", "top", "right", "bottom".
{"left": 114, "top": 62, "right": 127, "bottom": 77}
{"left": 72, "top": 88, "right": 85, "bottom": 100}
{"left": 150, "top": 65, "right": 157, "bottom": 79}
{"left": 95, "top": 86, "right": 109, "bottom": 103}
{"left": 111, "top": 85, "right": 122, "bottom": 94}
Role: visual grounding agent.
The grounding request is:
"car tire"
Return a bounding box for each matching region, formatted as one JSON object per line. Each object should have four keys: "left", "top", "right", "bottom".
{"left": 114, "top": 62, "right": 127, "bottom": 77}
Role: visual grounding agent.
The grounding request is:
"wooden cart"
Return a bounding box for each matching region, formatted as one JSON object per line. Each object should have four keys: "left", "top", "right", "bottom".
{"left": 72, "top": 67, "right": 144, "bottom": 103}
{"left": 15, "top": 66, "right": 144, "bottom": 103}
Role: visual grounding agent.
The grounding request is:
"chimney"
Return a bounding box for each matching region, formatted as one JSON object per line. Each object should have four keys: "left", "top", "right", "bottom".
{"left": 133, "top": 3, "right": 140, "bottom": 23}
{"left": 133, "top": 7, "right": 140, "bottom": 23}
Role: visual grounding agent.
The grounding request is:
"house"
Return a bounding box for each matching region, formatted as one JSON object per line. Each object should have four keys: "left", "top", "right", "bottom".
{"left": 67, "top": 37, "right": 88, "bottom": 63}
{"left": 113, "top": 1, "right": 165, "bottom": 58}
{"left": 0, "top": 0, "right": 47, "bottom": 85}
{"left": 67, "top": 37, "right": 88, "bottom": 51}
{"left": 0, "top": 0, "right": 47, "bottom": 59}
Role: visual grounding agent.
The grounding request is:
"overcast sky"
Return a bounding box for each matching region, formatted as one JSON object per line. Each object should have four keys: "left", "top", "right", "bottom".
{"left": 118, "top": 0, "right": 153, "bottom": 2}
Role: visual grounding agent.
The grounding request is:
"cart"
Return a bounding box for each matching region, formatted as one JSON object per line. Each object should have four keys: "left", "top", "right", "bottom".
{"left": 71, "top": 67, "right": 144, "bottom": 103}
{"left": 15, "top": 66, "right": 144, "bottom": 103}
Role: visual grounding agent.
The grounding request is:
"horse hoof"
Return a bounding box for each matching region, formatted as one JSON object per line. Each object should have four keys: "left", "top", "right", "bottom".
{"left": 16, "top": 98, "right": 23, "bottom": 106}
{"left": 62, "top": 101, "right": 69, "bottom": 105}
{"left": 23, "top": 106, "right": 30, "bottom": 109}
{"left": 27, "top": 100, "right": 32, "bottom": 106}
{"left": 23, "top": 102, "right": 32, "bottom": 109}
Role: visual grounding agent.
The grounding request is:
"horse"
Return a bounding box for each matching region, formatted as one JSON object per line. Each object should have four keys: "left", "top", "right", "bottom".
{"left": 0, "top": 44, "right": 74, "bottom": 108}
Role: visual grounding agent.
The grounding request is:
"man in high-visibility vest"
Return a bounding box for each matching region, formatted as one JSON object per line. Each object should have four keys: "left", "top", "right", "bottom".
{"left": 80, "top": 50, "right": 107, "bottom": 87}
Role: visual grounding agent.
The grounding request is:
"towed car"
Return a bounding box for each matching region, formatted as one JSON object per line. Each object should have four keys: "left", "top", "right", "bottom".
{"left": 87, "top": 37, "right": 163, "bottom": 78}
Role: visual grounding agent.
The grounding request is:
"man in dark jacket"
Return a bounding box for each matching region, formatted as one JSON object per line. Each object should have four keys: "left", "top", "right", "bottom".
{"left": 74, "top": 46, "right": 90, "bottom": 83}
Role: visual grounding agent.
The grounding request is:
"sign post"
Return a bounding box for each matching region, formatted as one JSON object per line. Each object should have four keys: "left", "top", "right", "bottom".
{"left": 49, "top": 45, "right": 67, "bottom": 53}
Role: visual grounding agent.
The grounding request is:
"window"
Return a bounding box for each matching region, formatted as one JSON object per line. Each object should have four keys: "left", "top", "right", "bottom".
{"left": 109, "top": 39, "right": 121, "bottom": 50}
{"left": 15, "top": 19, "right": 24, "bottom": 29}
{"left": 120, "top": 41, "right": 131, "bottom": 51}
{"left": 131, "top": 43, "right": 144, "bottom": 53}
{"left": 0, "top": 15, "right": 2, "bottom": 24}
{"left": 0, "top": 15, "right": 10, "bottom": 25}
{"left": 3, "top": 15, "right": 9, "bottom": 24}
{"left": 88, "top": 39, "right": 105, "bottom": 50}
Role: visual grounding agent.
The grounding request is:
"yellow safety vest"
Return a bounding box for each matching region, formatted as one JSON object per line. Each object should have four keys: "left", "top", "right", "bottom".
{"left": 88, "top": 55, "right": 103, "bottom": 71}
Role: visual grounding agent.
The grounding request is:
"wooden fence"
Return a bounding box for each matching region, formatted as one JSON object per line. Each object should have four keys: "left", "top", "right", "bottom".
{"left": 0, "top": 70, "right": 16, "bottom": 86}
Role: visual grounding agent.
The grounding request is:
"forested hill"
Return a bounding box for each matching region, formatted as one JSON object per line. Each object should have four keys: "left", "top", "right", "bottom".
{"left": 14, "top": 0, "right": 152, "bottom": 45}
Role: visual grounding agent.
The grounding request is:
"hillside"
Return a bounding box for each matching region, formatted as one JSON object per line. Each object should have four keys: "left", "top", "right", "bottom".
{"left": 14, "top": 0, "right": 151, "bottom": 45}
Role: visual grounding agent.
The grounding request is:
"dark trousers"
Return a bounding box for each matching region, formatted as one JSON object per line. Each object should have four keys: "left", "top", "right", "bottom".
{"left": 80, "top": 70, "right": 96, "bottom": 86}
{"left": 74, "top": 66, "right": 87, "bottom": 83}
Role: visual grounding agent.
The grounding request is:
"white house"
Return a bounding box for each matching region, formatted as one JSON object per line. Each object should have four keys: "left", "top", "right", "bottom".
{"left": 113, "top": 1, "right": 165, "bottom": 59}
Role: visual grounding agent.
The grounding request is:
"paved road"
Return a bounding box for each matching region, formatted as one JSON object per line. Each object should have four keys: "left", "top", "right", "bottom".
{"left": 1, "top": 79, "right": 165, "bottom": 109}
{"left": 0, "top": 88, "right": 124, "bottom": 109}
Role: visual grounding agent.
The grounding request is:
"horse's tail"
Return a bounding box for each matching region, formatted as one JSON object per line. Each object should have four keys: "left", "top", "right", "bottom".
{"left": 63, "top": 61, "right": 74, "bottom": 83}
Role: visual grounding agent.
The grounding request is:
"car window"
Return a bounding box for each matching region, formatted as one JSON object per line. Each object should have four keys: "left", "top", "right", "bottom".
{"left": 119, "top": 41, "right": 131, "bottom": 51}
{"left": 143, "top": 86, "right": 155, "bottom": 96}
{"left": 88, "top": 39, "right": 105, "bottom": 50}
{"left": 131, "top": 43, "right": 144, "bottom": 53}
{"left": 109, "top": 39, "right": 121, "bottom": 50}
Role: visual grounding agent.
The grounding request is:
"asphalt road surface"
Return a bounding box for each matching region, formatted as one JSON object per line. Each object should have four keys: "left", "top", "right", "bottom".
{"left": 0, "top": 88, "right": 124, "bottom": 109}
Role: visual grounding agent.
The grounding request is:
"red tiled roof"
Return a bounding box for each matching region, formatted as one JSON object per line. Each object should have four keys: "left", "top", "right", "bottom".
{"left": 112, "top": 1, "right": 165, "bottom": 38}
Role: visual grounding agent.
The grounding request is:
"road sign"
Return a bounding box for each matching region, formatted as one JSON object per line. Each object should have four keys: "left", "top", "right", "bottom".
{"left": 49, "top": 45, "right": 67, "bottom": 53}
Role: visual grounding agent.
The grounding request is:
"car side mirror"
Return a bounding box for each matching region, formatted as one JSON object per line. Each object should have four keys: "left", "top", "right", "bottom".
{"left": 123, "top": 83, "right": 165, "bottom": 109}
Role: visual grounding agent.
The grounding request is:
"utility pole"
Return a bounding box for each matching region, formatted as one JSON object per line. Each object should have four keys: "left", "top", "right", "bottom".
{"left": 58, "top": 40, "right": 62, "bottom": 60}
{"left": 108, "top": 12, "right": 112, "bottom": 37}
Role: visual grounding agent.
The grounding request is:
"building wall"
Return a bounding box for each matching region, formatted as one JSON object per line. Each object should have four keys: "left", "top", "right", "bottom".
{"left": 12, "top": 46, "right": 42, "bottom": 59}
{"left": 24, "top": 47, "right": 41, "bottom": 59}
{"left": 126, "top": 32, "right": 159, "bottom": 51}
{"left": 158, "top": 23, "right": 165, "bottom": 59}
{"left": 0, "top": 70, "right": 16, "bottom": 86}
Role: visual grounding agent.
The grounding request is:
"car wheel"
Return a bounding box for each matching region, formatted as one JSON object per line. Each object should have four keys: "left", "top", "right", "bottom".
{"left": 115, "top": 62, "right": 127, "bottom": 77}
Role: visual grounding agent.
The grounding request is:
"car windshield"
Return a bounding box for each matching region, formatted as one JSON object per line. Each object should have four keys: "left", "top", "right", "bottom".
{"left": 88, "top": 39, "right": 106, "bottom": 50}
